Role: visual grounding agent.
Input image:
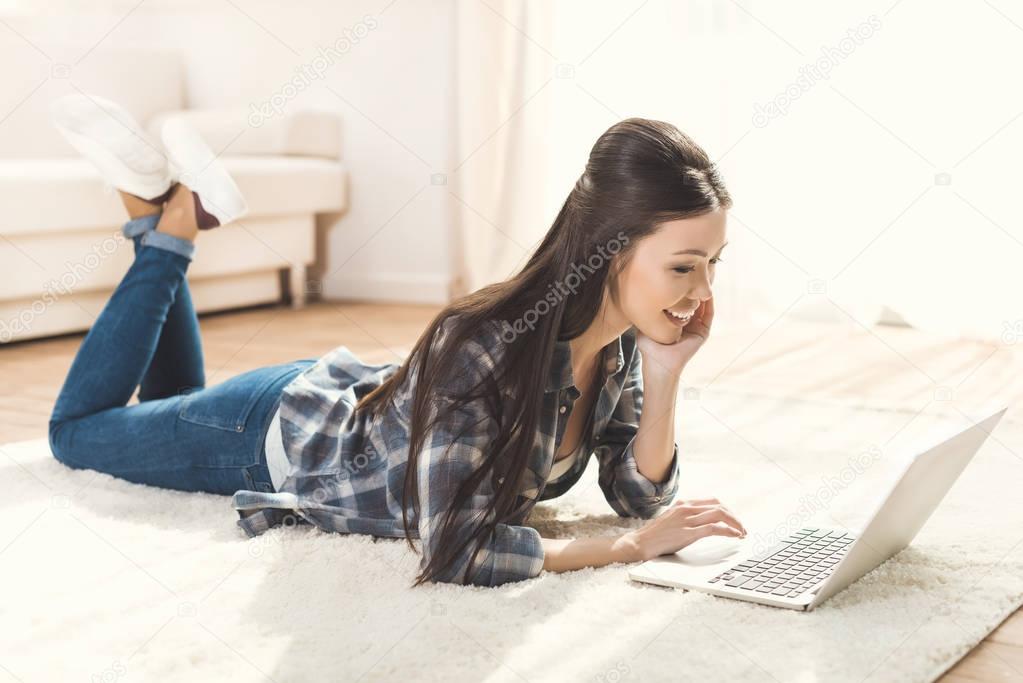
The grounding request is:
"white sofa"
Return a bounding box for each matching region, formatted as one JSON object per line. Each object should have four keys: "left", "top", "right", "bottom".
{"left": 0, "top": 46, "right": 348, "bottom": 344}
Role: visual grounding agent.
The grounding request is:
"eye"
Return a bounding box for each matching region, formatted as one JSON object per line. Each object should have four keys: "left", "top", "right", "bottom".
{"left": 672, "top": 257, "right": 723, "bottom": 274}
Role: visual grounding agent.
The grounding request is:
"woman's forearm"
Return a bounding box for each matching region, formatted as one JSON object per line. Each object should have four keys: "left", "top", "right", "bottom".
{"left": 633, "top": 366, "right": 680, "bottom": 483}
{"left": 540, "top": 534, "right": 640, "bottom": 573}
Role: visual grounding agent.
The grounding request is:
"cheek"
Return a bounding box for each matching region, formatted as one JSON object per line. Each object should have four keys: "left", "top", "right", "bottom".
{"left": 623, "top": 267, "right": 677, "bottom": 314}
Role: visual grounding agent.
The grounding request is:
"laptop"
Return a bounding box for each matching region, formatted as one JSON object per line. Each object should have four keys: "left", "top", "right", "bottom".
{"left": 628, "top": 405, "right": 1009, "bottom": 611}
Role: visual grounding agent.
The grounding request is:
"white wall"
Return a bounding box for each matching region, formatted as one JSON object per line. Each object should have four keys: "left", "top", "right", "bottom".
{"left": 0, "top": 0, "right": 457, "bottom": 303}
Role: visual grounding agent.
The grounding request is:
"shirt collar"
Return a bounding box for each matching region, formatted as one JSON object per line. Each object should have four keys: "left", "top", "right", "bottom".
{"left": 545, "top": 332, "right": 625, "bottom": 393}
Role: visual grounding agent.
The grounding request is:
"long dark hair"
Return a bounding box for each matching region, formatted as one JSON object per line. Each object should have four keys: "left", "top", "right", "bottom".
{"left": 355, "top": 117, "right": 733, "bottom": 586}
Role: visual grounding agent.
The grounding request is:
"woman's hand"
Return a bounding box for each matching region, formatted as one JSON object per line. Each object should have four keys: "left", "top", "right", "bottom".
{"left": 622, "top": 496, "right": 747, "bottom": 562}
{"left": 636, "top": 295, "right": 715, "bottom": 377}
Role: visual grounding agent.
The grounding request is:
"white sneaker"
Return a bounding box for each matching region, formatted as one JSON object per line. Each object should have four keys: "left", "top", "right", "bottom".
{"left": 49, "top": 93, "right": 176, "bottom": 203}
{"left": 160, "top": 117, "right": 248, "bottom": 229}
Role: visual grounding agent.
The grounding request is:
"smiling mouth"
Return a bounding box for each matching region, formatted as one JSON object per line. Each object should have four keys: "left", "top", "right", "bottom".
{"left": 663, "top": 309, "right": 694, "bottom": 326}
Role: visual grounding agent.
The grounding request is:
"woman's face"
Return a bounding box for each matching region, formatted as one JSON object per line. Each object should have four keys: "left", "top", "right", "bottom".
{"left": 613, "top": 208, "right": 728, "bottom": 344}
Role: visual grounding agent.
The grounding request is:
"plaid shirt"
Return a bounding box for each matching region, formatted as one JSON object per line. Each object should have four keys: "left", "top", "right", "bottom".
{"left": 232, "top": 316, "right": 680, "bottom": 587}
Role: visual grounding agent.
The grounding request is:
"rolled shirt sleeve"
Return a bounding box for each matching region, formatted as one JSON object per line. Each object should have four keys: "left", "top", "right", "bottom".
{"left": 415, "top": 327, "right": 545, "bottom": 587}
{"left": 594, "top": 346, "right": 680, "bottom": 519}
{"left": 416, "top": 402, "right": 545, "bottom": 586}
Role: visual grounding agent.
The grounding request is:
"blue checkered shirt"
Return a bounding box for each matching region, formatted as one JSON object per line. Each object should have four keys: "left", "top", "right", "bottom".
{"left": 232, "top": 317, "right": 680, "bottom": 586}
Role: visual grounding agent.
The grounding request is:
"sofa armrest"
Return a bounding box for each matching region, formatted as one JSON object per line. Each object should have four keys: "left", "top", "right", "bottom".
{"left": 145, "top": 108, "right": 342, "bottom": 160}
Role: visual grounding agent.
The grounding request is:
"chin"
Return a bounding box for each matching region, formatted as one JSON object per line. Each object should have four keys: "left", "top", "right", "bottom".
{"left": 635, "top": 317, "right": 683, "bottom": 345}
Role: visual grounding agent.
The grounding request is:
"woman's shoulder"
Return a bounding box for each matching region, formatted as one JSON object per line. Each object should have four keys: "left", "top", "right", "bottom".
{"left": 387, "top": 314, "right": 510, "bottom": 422}
{"left": 431, "top": 313, "right": 510, "bottom": 373}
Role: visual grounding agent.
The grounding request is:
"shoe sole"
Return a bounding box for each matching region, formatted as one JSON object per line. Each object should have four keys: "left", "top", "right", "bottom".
{"left": 160, "top": 118, "right": 248, "bottom": 227}
{"left": 49, "top": 93, "right": 174, "bottom": 201}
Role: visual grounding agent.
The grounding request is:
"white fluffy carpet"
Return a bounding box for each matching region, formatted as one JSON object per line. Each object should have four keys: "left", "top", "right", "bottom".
{"left": 2, "top": 391, "right": 1021, "bottom": 683}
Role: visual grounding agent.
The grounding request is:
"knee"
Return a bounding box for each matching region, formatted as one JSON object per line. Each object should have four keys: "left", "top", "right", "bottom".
{"left": 48, "top": 417, "right": 76, "bottom": 467}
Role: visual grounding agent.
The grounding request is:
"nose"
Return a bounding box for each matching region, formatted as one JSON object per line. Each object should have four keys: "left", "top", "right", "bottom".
{"left": 689, "top": 268, "right": 713, "bottom": 302}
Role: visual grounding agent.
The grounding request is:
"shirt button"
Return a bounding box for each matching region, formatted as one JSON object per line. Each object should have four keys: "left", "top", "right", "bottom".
{"left": 559, "top": 405, "right": 567, "bottom": 414}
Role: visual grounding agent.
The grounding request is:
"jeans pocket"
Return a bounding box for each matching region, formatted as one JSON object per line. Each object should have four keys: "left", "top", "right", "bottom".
{"left": 179, "top": 365, "right": 296, "bottom": 433}
{"left": 178, "top": 365, "right": 300, "bottom": 470}
{"left": 179, "top": 385, "right": 261, "bottom": 433}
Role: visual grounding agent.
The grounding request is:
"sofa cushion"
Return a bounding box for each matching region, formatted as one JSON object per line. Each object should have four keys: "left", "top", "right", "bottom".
{"left": 146, "top": 109, "right": 343, "bottom": 160}
{"left": 0, "top": 156, "right": 347, "bottom": 234}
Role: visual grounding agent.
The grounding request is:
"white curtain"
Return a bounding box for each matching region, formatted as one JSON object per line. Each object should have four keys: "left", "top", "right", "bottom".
{"left": 449, "top": 0, "right": 556, "bottom": 299}
{"left": 449, "top": 1, "right": 1021, "bottom": 345}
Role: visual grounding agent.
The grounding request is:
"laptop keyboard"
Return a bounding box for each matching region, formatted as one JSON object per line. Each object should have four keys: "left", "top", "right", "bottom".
{"left": 708, "top": 527, "right": 855, "bottom": 598}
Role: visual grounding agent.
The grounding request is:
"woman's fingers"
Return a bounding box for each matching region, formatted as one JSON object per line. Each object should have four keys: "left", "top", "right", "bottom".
{"left": 635, "top": 497, "right": 747, "bottom": 557}
{"left": 692, "top": 521, "right": 744, "bottom": 540}
{"left": 679, "top": 506, "right": 747, "bottom": 536}
{"left": 673, "top": 497, "right": 720, "bottom": 506}
{"left": 683, "top": 297, "right": 711, "bottom": 335}
{"left": 671, "top": 499, "right": 747, "bottom": 535}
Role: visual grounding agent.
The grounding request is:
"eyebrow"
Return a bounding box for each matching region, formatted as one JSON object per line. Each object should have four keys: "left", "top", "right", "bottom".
{"left": 672, "top": 241, "right": 729, "bottom": 256}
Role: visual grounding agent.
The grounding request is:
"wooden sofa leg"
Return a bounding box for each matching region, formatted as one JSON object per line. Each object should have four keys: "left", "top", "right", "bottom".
{"left": 289, "top": 265, "right": 307, "bottom": 309}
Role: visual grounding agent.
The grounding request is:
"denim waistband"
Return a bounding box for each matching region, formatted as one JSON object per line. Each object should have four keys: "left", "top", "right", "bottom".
{"left": 247, "top": 359, "right": 319, "bottom": 490}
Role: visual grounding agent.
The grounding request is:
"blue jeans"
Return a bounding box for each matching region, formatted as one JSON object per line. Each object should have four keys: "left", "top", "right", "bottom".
{"left": 48, "top": 213, "right": 316, "bottom": 495}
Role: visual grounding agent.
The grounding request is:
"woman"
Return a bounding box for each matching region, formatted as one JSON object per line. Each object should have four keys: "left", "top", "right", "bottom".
{"left": 47, "top": 95, "right": 747, "bottom": 588}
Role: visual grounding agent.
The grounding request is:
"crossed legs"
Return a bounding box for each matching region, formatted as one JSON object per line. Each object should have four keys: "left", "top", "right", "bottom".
{"left": 123, "top": 189, "right": 206, "bottom": 402}
{"left": 50, "top": 187, "right": 201, "bottom": 426}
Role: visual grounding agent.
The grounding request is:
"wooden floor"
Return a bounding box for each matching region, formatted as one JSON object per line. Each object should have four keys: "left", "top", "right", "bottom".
{"left": 1, "top": 300, "right": 1020, "bottom": 681}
